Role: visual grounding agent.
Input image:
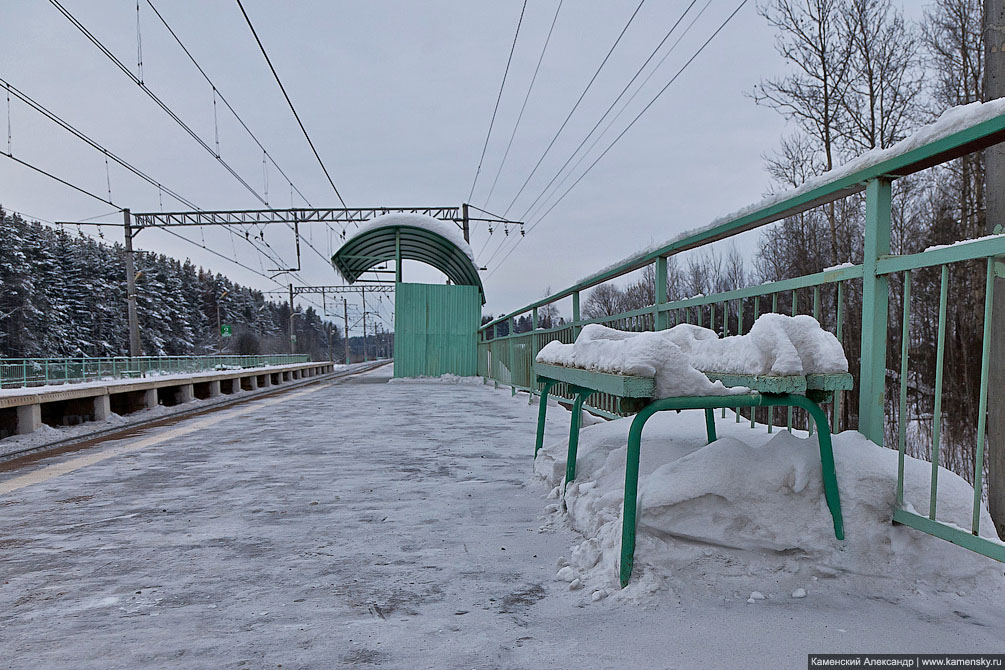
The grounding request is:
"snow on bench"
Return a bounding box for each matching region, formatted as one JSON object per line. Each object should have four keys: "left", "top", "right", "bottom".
{"left": 532, "top": 315, "right": 851, "bottom": 587}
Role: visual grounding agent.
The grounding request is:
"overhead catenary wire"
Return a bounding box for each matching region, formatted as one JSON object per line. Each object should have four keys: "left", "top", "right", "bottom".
{"left": 1, "top": 76, "right": 310, "bottom": 277}
{"left": 135, "top": 0, "right": 144, "bottom": 83}
{"left": 144, "top": 0, "right": 316, "bottom": 213}
{"left": 523, "top": 0, "right": 715, "bottom": 227}
{"left": 143, "top": 0, "right": 346, "bottom": 269}
{"left": 487, "top": 0, "right": 751, "bottom": 279}
{"left": 482, "top": 0, "right": 562, "bottom": 210}
{"left": 47, "top": 0, "right": 273, "bottom": 209}
{"left": 515, "top": 0, "right": 700, "bottom": 222}
{"left": 501, "top": 0, "right": 647, "bottom": 218}
{"left": 467, "top": 0, "right": 528, "bottom": 204}
{"left": 5, "top": 80, "right": 11, "bottom": 154}
{"left": 1, "top": 150, "right": 119, "bottom": 208}
{"left": 0, "top": 107, "right": 323, "bottom": 314}
{"left": 234, "top": 0, "right": 349, "bottom": 210}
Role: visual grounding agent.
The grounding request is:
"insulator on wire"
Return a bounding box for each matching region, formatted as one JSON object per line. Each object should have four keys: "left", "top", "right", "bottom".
{"left": 520, "top": 228, "right": 525, "bottom": 237}
{"left": 504, "top": 225, "right": 509, "bottom": 236}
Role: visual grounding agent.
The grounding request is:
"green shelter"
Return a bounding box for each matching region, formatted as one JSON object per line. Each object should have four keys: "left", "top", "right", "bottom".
{"left": 331, "top": 214, "right": 484, "bottom": 378}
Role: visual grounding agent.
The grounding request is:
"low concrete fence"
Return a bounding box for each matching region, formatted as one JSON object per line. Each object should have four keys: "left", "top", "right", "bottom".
{"left": 0, "top": 362, "right": 337, "bottom": 440}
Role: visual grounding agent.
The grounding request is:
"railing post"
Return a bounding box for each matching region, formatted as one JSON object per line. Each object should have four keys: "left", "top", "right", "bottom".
{"left": 508, "top": 316, "right": 516, "bottom": 394}
{"left": 859, "top": 178, "right": 892, "bottom": 445}
{"left": 532, "top": 307, "right": 539, "bottom": 390}
{"left": 572, "top": 291, "right": 581, "bottom": 338}
{"left": 656, "top": 256, "right": 668, "bottom": 331}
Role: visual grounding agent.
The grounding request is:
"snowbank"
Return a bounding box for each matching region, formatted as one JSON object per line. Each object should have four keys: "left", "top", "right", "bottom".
{"left": 534, "top": 410, "right": 1004, "bottom": 602}
{"left": 346, "top": 213, "right": 477, "bottom": 263}
{"left": 535, "top": 315, "right": 847, "bottom": 397}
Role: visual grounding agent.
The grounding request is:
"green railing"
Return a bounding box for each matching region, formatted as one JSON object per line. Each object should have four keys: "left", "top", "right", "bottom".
{"left": 0, "top": 354, "right": 311, "bottom": 390}
{"left": 478, "top": 102, "right": 1005, "bottom": 563}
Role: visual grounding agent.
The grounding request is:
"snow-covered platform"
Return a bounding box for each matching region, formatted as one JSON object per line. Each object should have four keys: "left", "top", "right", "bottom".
{"left": 1, "top": 366, "right": 1002, "bottom": 668}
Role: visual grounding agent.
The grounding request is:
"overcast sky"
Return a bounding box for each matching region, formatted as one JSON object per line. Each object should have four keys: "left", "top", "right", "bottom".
{"left": 1, "top": 1, "right": 925, "bottom": 322}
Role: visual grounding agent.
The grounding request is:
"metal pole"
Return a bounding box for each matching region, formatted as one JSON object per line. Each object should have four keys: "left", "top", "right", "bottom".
{"left": 288, "top": 283, "right": 295, "bottom": 354}
{"left": 656, "top": 257, "right": 668, "bottom": 331}
{"left": 123, "top": 209, "right": 142, "bottom": 357}
{"left": 985, "top": 0, "right": 1005, "bottom": 538}
{"left": 858, "top": 179, "right": 891, "bottom": 446}
{"left": 216, "top": 301, "right": 222, "bottom": 354}
{"left": 343, "top": 298, "right": 350, "bottom": 364}
{"left": 362, "top": 289, "right": 368, "bottom": 362}
{"left": 461, "top": 202, "right": 470, "bottom": 243}
{"left": 395, "top": 228, "right": 403, "bottom": 283}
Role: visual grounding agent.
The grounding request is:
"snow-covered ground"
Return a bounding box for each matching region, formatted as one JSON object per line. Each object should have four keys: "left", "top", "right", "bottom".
{"left": 0, "top": 367, "right": 1002, "bottom": 669}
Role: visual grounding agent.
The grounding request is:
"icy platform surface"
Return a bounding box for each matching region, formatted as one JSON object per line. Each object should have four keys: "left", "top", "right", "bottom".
{"left": 1, "top": 366, "right": 1002, "bottom": 669}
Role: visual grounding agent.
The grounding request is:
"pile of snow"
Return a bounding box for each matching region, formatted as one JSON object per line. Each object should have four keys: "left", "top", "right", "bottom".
{"left": 535, "top": 315, "right": 847, "bottom": 398}
{"left": 344, "top": 213, "right": 477, "bottom": 263}
{"left": 578, "top": 98, "right": 1005, "bottom": 288}
{"left": 534, "top": 410, "right": 1005, "bottom": 603}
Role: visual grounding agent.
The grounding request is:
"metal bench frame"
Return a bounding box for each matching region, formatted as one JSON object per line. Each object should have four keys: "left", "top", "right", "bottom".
{"left": 533, "top": 361, "right": 853, "bottom": 587}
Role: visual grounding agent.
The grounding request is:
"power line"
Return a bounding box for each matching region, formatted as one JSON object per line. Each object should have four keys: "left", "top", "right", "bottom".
{"left": 157, "top": 226, "right": 322, "bottom": 308}
{"left": 47, "top": 0, "right": 272, "bottom": 208}
{"left": 488, "top": 0, "right": 751, "bottom": 278}
{"left": 515, "top": 0, "right": 700, "bottom": 221}
{"left": 0, "top": 134, "right": 323, "bottom": 310}
{"left": 524, "top": 0, "right": 714, "bottom": 227}
{"left": 501, "top": 0, "right": 647, "bottom": 217}
{"left": 144, "top": 0, "right": 316, "bottom": 212}
{"left": 1, "top": 150, "right": 119, "bottom": 207}
{"left": 483, "top": 0, "right": 562, "bottom": 210}
{"left": 0, "top": 78, "right": 199, "bottom": 210}
{"left": 234, "top": 0, "right": 349, "bottom": 209}
{"left": 2, "top": 75, "right": 310, "bottom": 278}
{"left": 467, "top": 0, "right": 528, "bottom": 204}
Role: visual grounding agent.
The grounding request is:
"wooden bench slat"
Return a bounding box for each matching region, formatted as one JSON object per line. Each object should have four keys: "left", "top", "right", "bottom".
{"left": 534, "top": 362, "right": 654, "bottom": 398}
{"left": 700, "top": 372, "right": 806, "bottom": 394}
{"left": 805, "top": 372, "right": 854, "bottom": 391}
{"left": 536, "top": 363, "right": 853, "bottom": 398}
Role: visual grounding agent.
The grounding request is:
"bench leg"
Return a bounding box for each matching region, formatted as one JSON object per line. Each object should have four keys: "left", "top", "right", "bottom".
{"left": 704, "top": 408, "right": 717, "bottom": 444}
{"left": 564, "top": 387, "right": 596, "bottom": 488}
{"left": 788, "top": 395, "right": 844, "bottom": 540}
{"left": 620, "top": 404, "right": 658, "bottom": 588}
{"left": 534, "top": 380, "right": 556, "bottom": 459}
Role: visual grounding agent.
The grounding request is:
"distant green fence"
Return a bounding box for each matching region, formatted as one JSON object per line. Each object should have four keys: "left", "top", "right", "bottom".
{"left": 479, "top": 104, "right": 1005, "bottom": 563}
{"left": 0, "top": 355, "right": 311, "bottom": 389}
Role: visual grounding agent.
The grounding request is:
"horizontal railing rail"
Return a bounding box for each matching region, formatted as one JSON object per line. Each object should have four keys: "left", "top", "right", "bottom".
{"left": 0, "top": 354, "right": 312, "bottom": 390}
{"left": 478, "top": 101, "right": 1005, "bottom": 563}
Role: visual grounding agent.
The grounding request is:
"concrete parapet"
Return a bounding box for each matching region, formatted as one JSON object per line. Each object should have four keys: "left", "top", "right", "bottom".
{"left": 0, "top": 361, "right": 342, "bottom": 442}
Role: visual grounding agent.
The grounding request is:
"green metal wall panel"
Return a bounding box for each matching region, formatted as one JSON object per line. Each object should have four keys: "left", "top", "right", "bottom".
{"left": 394, "top": 282, "right": 479, "bottom": 378}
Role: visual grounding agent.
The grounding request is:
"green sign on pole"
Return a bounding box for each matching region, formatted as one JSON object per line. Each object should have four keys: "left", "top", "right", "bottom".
{"left": 291, "top": 334, "right": 297, "bottom": 343}
{"left": 221, "top": 324, "right": 232, "bottom": 338}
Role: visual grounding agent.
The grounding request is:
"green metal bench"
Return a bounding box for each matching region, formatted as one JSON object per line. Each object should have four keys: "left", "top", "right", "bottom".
{"left": 533, "top": 361, "right": 853, "bottom": 588}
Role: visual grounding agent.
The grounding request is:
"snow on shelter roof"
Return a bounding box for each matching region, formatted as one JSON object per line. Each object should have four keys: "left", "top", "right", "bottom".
{"left": 331, "top": 213, "right": 484, "bottom": 302}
